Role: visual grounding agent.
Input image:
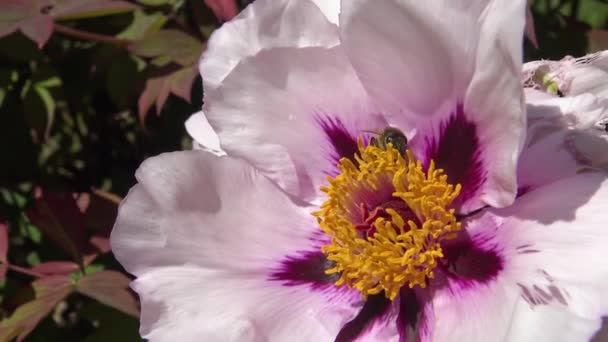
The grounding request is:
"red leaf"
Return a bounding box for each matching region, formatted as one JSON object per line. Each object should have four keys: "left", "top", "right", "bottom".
{"left": 169, "top": 65, "right": 198, "bottom": 103}
{"left": 26, "top": 189, "right": 87, "bottom": 265}
{"left": 0, "top": 0, "right": 54, "bottom": 48}
{"left": 139, "top": 66, "right": 199, "bottom": 120}
{"left": 31, "top": 261, "right": 79, "bottom": 276}
{"left": 138, "top": 76, "right": 163, "bottom": 121}
{"left": 84, "top": 190, "right": 120, "bottom": 238}
{"left": 0, "top": 222, "right": 7, "bottom": 281}
{"left": 204, "top": 0, "right": 239, "bottom": 22}
{"left": 0, "top": 221, "right": 8, "bottom": 263}
{"left": 89, "top": 236, "right": 111, "bottom": 254}
{"left": 20, "top": 14, "right": 53, "bottom": 48}
{"left": 0, "top": 275, "right": 73, "bottom": 341}
{"left": 76, "top": 271, "right": 139, "bottom": 317}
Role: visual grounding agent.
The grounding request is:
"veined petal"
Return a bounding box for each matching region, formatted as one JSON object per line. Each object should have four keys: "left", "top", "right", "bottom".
{"left": 135, "top": 266, "right": 359, "bottom": 341}
{"left": 111, "top": 151, "right": 361, "bottom": 340}
{"left": 204, "top": 46, "right": 385, "bottom": 201}
{"left": 523, "top": 51, "right": 608, "bottom": 100}
{"left": 505, "top": 300, "right": 602, "bottom": 342}
{"left": 428, "top": 172, "right": 608, "bottom": 341}
{"left": 113, "top": 151, "right": 324, "bottom": 274}
{"left": 495, "top": 172, "right": 608, "bottom": 318}
{"left": 339, "top": 0, "right": 527, "bottom": 213}
{"left": 199, "top": 0, "right": 338, "bottom": 95}
{"left": 523, "top": 92, "right": 608, "bottom": 179}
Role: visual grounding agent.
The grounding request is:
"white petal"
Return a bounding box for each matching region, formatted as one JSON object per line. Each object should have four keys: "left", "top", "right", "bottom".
{"left": 310, "top": 0, "right": 340, "bottom": 25}
{"left": 505, "top": 300, "right": 602, "bottom": 342}
{"left": 567, "top": 52, "right": 608, "bottom": 99}
{"left": 199, "top": 0, "right": 338, "bottom": 95}
{"left": 339, "top": 0, "right": 527, "bottom": 213}
{"left": 524, "top": 92, "right": 608, "bottom": 173}
{"left": 111, "top": 152, "right": 361, "bottom": 340}
{"left": 112, "top": 151, "right": 319, "bottom": 275}
{"left": 523, "top": 51, "right": 608, "bottom": 100}
{"left": 429, "top": 172, "right": 608, "bottom": 340}
{"left": 517, "top": 130, "right": 579, "bottom": 192}
{"left": 495, "top": 172, "right": 608, "bottom": 317}
{"left": 339, "top": 0, "right": 480, "bottom": 116}
{"left": 462, "top": 0, "right": 528, "bottom": 210}
{"left": 204, "top": 46, "right": 383, "bottom": 201}
{"left": 135, "top": 266, "right": 359, "bottom": 342}
{"left": 184, "top": 111, "right": 225, "bottom": 155}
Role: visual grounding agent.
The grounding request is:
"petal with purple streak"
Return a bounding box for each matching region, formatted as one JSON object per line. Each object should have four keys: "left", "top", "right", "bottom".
{"left": 397, "top": 288, "right": 430, "bottom": 342}
{"left": 335, "top": 294, "right": 392, "bottom": 342}
{"left": 441, "top": 230, "right": 504, "bottom": 288}
{"left": 268, "top": 250, "right": 340, "bottom": 289}
{"left": 317, "top": 116, "right": 363, "bottom": 173}
{"left": 424, "top": 105, "right": 486, "bottom": 209}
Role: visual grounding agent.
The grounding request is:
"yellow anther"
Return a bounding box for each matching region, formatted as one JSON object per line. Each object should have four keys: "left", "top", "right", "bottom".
{"left": 313, "top": 140, "right": 461, "bottom": 300}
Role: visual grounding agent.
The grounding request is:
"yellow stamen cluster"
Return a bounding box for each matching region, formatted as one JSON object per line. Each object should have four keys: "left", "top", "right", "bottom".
{"left": 314, "top": 141, "right": 462, "bottom": 300}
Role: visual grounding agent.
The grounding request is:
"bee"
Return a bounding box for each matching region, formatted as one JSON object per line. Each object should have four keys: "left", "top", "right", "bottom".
{"left": 369, "top": 127, "right": 408, "bottom": 156}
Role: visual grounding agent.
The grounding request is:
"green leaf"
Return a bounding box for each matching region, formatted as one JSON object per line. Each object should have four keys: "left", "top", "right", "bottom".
{"left": 136, "top": 0, "right": 178, "bottom": 6}
{"left": 131, "top": 29, "right": 203, "bottom": 66}
{"left": 117, "top": 9, "right": 167, "bottom": 41}
{"left": 76, "top": 271, "right": 139, "bottom": 317}
{"left": 0, "top": 276, "right": 74, "bottom": 341}
{"left": 578, "top": 0, "right": 608, "bottom": 28}
{"left": 83, "top": 263, "right": 105, "bottom": 275}
{"left": 51, "top": 0, "right": 139, "bottom": 21}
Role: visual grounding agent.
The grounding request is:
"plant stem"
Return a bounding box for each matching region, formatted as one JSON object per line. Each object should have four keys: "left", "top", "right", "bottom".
{"left": 53, "top": 23, "right": 133, "bottom": 46}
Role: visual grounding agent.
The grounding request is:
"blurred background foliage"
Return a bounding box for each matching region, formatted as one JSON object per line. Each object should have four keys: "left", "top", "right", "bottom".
{"left": 0, "top": 0, "right": 605, "bottom": 340}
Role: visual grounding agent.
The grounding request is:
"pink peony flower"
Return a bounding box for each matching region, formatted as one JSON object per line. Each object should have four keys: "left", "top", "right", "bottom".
{"left": 523, "top": 52, "right": 608, "bottom": 174}
{"left": 112, "top": 0, "right": 608, "bottom": 340}
{"left": 523, "top": 51, "right": 608, "bottom": 100}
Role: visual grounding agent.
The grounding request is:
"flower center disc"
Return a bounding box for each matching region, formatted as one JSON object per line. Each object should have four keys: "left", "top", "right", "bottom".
{"left": 314, "top": 140, "right": 462, "bottom": 300}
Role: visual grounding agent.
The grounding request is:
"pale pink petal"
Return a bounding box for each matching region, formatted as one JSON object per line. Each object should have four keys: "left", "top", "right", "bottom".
{"left": 339, "top": 0, "right": 477, "bottom": 117}
{"left": 112, "top": 151, "right": 322, "bottom": 274}
{"left": 517, "top": 130, "right": 578, "bottom": 193}
{"left": 565, "top": 51, "right": 608, "bottom": 99}
{"left": 340, "top": 0, "right": 526, "bottom": 213}
{"left": 111, "top": 151, "right": 361, "bottom": 340}
{"left": 198, "top": 0, "right": 338, "bottom": 95}
{"left": 524, "top": 93, "right": 608, "bottom": 174}
{"left": 429, "top": 172, "right": 608, "bottom": 340}
{"left": 505, "top": 301, "right": 602, "bottom": 342}
{"left": 460, "top": 0, "right": 527, "bottom": 211}
{"left": 184, "top": 111, "right": 225, "bottom": 155}
{"left": 523, "top": 51, "right": 608, "bottom": 99}
{"left": 519, "top": 93, "right": 608, "bottom": 190}
{"left": 498, "top": 172, "right": 608, "bottom": 318}
{"left": 203, "top": 46, "right": 384, "bottom": 201}
{"left": 134, "top": 266, "right": 359, "bottom": 341}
